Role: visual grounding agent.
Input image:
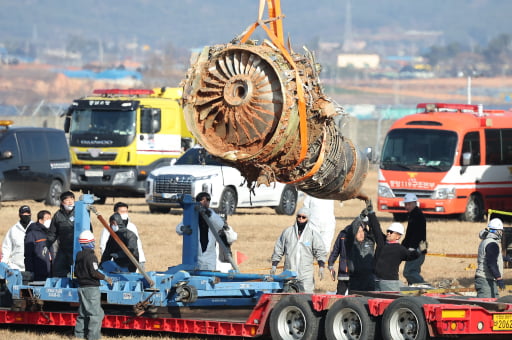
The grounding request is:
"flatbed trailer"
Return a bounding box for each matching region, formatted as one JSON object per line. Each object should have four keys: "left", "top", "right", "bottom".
{"left": 1, "top": 194, "right": 512, "bottom": 340}
{"left": 1, "top": 291, "right": 512, "bottom": 339}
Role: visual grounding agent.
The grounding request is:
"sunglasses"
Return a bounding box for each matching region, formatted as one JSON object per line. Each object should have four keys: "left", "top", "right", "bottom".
{"left": 386, "top": 230, "right": 394, "bottom": 234}
{"left": 297, "top": 215, "right": 307, "bottom": 219}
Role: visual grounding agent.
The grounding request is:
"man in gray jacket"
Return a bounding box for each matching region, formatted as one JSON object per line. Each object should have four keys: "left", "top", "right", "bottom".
{"left": 271, "top": 207, "right": 327, "bottom": 293}
{"left": 475, "top": 218, "right": 505, "bottom": 298}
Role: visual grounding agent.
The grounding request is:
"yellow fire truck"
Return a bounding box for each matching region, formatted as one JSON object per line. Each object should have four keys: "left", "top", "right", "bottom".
{"left": 64, "top": 87, "right": 193, "bottom": 203}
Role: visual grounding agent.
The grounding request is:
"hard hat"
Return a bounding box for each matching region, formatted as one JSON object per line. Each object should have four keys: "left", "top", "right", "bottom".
{"left": 488, "top": 218, "right": 503, "bottom": 230}
{"left": 388, "top": 222, "right": 405, "bottom": 235}
{"left": 403, "top": 193, "right": 418, "bottom": 203}
{"left": 78, "top": 230, "right": 95, "bottom": 244}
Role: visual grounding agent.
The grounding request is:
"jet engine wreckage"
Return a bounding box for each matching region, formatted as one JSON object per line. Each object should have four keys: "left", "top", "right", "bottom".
{"left": 181, "top": 3, "right": 368, "bottom": 201}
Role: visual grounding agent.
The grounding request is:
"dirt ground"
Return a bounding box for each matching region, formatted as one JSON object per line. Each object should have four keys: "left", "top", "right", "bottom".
{"left": 0, "top": 168, "right": 509, "bottom": 339}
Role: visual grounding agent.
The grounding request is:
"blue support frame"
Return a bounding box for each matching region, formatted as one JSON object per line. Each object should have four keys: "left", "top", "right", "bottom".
{"left": 2, "top": 194, "right": 299, "bottom": 311}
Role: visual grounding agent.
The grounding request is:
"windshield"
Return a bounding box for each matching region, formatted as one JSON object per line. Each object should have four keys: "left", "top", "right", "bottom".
{"left": 176, "top": 147, "right": 225, "bottom": 166}
{"left": 69, "top": 109, "right": 136, "bottom": 147}
{"left": 380, "top": 128, "right": 457, "bottom": 172}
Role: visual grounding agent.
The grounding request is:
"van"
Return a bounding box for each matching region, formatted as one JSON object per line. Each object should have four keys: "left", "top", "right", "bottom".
{"left": 0, "top": 121, "right": 70, "bottom": 206}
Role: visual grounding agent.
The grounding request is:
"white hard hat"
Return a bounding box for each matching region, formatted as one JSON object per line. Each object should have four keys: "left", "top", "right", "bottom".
{"left": 78, "top": 230, "right": 95, "bottom": 244}
{"left": 403, "top": 193, "right": 418, "bottom": 203}
{"left": 388, "top": 222, "right": 405, "bottom": 235}
{"left": 488, "top": 218, "right": 503, "bottom": 230}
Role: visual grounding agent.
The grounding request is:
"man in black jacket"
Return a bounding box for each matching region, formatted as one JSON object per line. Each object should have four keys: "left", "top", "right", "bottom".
{"left": 24, "top": 210, "right": 52, "bottom": 281}
{"left": 401, "top": 193, "right": 427, "bottom": 285}
{"left": 47, "top": 191, "right": 77, "bottom": 277}
{"left": 74, "top": 230, "right": 112, "bottom": 340}
{"left": 101, "top": 213, "right": 139, "bottom": 272}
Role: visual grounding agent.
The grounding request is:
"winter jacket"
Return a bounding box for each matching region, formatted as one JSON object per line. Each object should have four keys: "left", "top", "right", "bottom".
{"left": 101, "top": 226, "right": 139, "bottom": 272}
{"left": 402, "top": 206, "right": 426, "bottom": 249}
{"left": 24, "top": 222, "right": 52, "bottom": 280}
{"left": 2, "top": 220, "right": 33, "bottom": 270}
{"left": 75, "top": 248, "right": 106, "bottom": 287}
{"left": 100, "top": 220, "right": 146, "bottom": 262}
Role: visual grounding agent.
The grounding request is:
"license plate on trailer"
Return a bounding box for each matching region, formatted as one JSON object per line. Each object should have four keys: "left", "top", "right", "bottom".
{"left": 493, "top": 314, "right": 512, "bottom": 330}
{"left": 85, "top": 170, "right": 103, "bottom": 177}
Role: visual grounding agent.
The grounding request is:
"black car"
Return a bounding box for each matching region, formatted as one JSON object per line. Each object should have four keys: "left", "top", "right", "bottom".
{"left": 0, "top": 123, "right": 70, "bottom": 205}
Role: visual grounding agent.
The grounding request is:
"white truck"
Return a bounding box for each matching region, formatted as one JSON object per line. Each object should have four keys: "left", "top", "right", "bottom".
{"left": 145, "top": 146, "right": 298, "bottom": 215}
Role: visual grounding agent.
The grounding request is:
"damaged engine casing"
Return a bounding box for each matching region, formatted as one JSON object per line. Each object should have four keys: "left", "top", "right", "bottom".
{"left": 182, "top": 43, "right": 368, "bottom": 201}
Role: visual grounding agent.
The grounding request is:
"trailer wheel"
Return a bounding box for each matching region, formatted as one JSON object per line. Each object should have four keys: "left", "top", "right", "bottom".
{"left": 325, "top": 297, "right": 375, "bottom": 340}
{"left": 270, "top": 295, "right": 321, "bottom": 340}
{"left": 497, "top": 295, "right": 512, "bottom": 304}
{"left": 381, "top": 296, "right": 438, "bottom": 340}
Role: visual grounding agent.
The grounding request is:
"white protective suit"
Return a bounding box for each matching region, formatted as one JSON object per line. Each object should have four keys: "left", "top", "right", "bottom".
{"left": 100, "top": 220, "right": 146, "bottom": 263}
{"left": 271, "top": 222, "right": 327, "bottom": 293}
{"left": 1, "top": 221, "right": 33, "bottom": 271}
{"left": 302, "top": 195, "right": 336, "bottom": 251}
{"left": 176, "top": 208, "right": 237, "bottom": 272}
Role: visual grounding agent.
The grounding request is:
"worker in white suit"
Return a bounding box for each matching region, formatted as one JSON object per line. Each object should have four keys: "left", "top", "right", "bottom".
{"left": 302, "top": 194, "right": 336, "bottom": 251}
{"left": 176, "top": 192, "right": 237, "bottom": 272}
{"left": 271, "top": 207, "right": 327, "bottom": 293}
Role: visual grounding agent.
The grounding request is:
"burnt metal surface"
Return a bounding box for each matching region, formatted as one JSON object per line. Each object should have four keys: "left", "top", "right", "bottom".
{"left": 182, "top": 43, "right": 368, "bottom": 201}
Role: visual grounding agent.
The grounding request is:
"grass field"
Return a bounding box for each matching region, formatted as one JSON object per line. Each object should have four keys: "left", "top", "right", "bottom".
{"left": 0, "top": 169, "right": 508, "bottom": 339}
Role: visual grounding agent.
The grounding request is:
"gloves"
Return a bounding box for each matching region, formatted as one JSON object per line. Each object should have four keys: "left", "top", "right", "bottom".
{"left": 497, "top": 279, "right": 505, "bottom": 290}
{"left": 418, "top": 241, "right": 428, "bottom": 254}
{"left": 270, "top": 266, "right": 277, "bottom": 275}
{"left": 319, "top": 267, "right": 324, "bottom": 281}
{"left": 366, "top": 199, "right": 374, "bottom": 214}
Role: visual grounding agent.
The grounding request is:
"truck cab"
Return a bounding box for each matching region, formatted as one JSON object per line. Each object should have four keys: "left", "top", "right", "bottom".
{"left": 64, "top": 88, "right": 194, "bottom": 202}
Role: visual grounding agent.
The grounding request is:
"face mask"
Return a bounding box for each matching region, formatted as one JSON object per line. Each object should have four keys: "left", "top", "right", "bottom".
{"left": 110, "top": 224, "right": 119, "bottom": 232}
{"left": 43, "top": 220, "right": 51, "bottom": 229}
{"left": 64, "top": 204, "right": 74, "bottom": 211}
{"left": 120, "top": 213, "right": 129, "bottom": 221}
{"left": 20, "top": 215, "right": 31, "bottom": 226}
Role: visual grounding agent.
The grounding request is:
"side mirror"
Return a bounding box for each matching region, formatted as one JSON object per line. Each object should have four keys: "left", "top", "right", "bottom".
{"left": 365, "top": 147, "right": 373, "bottom": 163}
{"left": 462, "top": 152, "right": 472, "bottom": 166}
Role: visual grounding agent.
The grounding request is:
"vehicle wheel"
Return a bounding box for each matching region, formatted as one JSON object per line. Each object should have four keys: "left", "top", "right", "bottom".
{"left": 149, "top": 205, "right": 170, "bottom": 214}
{"left": 381, "top": 296, "right": 438, "bottom": 340}
{"left": 325, "top": 297, "right": 375, "bottom": 340}
{"left": 95, "top": 196, "right": 107, "bottom": 204}
{"left": 462, "top": 194, "right": 484, "bottom": 222}
{"left": 44, "top": 180, "right": 62, "bottom": 206}
{"left": 218, "top": 187, "right": 237, "bottom": 215}
{"left": 497, "top": 295, "right": 512, "bottom": 303}
{"left": 393, "top": 213, "right": 408, "bottom": 222}
{"left": 270, "top": 294, "right": 321, "bottom": 340}
{"left": 275, "top": 185, "right": 298, "bottom": 215}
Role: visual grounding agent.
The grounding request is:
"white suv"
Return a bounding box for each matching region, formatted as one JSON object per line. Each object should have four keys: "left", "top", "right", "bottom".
{"left": 145, "top": 146, "right": 298, "bottom": 215}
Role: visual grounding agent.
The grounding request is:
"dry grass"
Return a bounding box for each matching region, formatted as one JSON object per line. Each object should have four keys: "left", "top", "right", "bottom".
{"left": 0, "top": 169, "right": 506, "bottom": 339}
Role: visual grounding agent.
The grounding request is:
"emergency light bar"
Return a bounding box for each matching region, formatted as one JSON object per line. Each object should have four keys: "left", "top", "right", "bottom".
{"left": 93, "top": 89, "right": 154, "bottom": 96}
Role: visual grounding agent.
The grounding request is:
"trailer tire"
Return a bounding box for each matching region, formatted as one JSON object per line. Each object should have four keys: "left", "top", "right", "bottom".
{"left": 325, "top": 297, "right": 375, "bottom": 340}
{"left": 381, "top": 296, "right": 438, "bottom": 340}
{"left": 497, "top": 295, "right": 512, "bottom": 304}
{"left": 270, "top": 295, "right": 321, "bottom": 340}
